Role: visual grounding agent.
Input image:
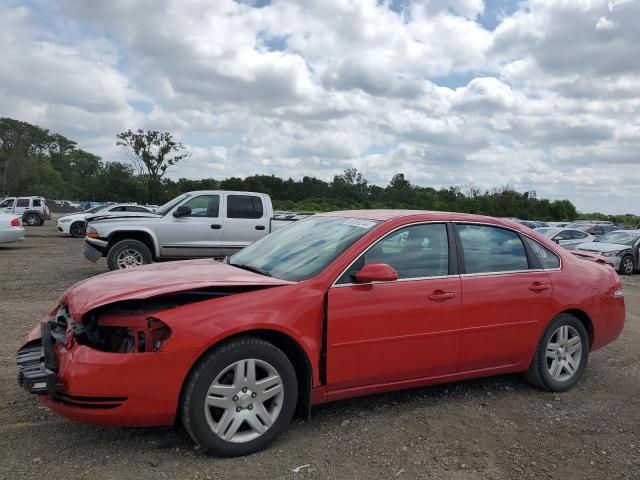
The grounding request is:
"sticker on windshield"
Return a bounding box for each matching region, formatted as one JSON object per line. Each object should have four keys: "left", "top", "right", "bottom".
{"left": 342, "top": 219, "right": 376, "bottom": 229}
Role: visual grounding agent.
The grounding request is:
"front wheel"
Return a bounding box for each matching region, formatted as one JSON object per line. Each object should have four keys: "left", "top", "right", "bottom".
{"left": 106, "top": 239, "right": 153, "bottom": 270}
{"left": 181, "top": 337, "right": 298, "bottom": 457}
{"left": 69, "top": 221, "right": 86, "bottom": 238}
{"left": 525, "top": 314, "right": 589, "bottom": 392}
{"left": 619, "top": 255, "right": 634, "bottom": 275}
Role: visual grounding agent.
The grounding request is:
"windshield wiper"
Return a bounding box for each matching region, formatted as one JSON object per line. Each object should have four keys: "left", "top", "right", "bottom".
{"left": 230, "top": 262, "right": 272, "bottom": 277}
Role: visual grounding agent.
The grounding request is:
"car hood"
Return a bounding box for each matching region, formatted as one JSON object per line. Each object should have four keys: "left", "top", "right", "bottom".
{"left": 58, "top": 212, "right": 87, "bottom": 222}
{"left": 577, "top": 242, "right": 629, "bottom": 253}
{"left": 61, "top": 259, "right": 294, "bottom": 319}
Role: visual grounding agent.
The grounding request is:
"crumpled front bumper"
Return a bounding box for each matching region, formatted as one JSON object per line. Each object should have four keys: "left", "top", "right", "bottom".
{"left": 16, "top": 319, "right": 194, "bottom": 427}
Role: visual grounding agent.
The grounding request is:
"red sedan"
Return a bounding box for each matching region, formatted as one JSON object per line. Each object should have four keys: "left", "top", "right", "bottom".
{"left": 17, "top": 211, "right": 625, "bottom": 456}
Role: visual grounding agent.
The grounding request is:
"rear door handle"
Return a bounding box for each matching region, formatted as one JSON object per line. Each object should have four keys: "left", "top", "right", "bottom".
{"left": 428, "top": 290, "right": 456, "bottom": 301}
{"left": 255, "top": 225, "right": 266, "bottom": 230}
{"left": 211, "top": 224, "right": 222, "bottom": 230}
{"left": 529, "top": 282, "right": 550, "bottom": 292}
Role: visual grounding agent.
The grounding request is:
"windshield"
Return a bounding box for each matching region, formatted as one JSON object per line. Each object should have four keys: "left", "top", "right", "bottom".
{"left": 156, "top": 193, "right": 191, "bottom": 216}
{"left": 230, "top": 216, "right": 380, "bottom": 281}
{"left": 595, "top": 231, "right": 640, "bottom": 246}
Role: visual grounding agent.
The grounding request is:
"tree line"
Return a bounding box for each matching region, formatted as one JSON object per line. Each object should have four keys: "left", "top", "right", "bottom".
{"left": 0, "top": 116, "right": 631, "bottom": 223}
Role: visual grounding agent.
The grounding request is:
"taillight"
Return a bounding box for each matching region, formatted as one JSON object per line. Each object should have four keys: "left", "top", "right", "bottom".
{"left": 10, "top": 217, "right": 21, "bottom": 227}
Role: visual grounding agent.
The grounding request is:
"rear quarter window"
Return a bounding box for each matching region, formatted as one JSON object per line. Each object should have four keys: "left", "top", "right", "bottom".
{"left": 524, "top": 237, "right": 561, "bottom": 269}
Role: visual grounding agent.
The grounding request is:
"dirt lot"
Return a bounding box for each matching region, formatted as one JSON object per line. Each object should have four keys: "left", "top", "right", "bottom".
{"left": 1, "top": 216, "right": 639, "bottom": 480}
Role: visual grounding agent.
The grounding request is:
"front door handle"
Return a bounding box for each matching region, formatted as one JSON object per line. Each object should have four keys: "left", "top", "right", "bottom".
{"left": 529, "top": 282, "right": 550, "bottom": 292}
{"left": 211, "top": 224, "right": 222, "bottom": 230}
{"left": 428, "top": 290, "right": 456, "bottom": 301}
{"left": 255, "top": 225, "right": 266, "bottom": 230}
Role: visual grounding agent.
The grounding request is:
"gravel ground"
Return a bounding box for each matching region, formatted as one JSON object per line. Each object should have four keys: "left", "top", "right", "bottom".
{"left": 1, "top": 216, "right": 639, "bottom": 480}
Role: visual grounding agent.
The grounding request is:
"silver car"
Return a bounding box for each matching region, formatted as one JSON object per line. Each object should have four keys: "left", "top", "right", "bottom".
{"left": 576, "top": 230, "right": 640, "bottom": 275}
{"left": 535, "top": 227, "right": 595, "bottom": 250}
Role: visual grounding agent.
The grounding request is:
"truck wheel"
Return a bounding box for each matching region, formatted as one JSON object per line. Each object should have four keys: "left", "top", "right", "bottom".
{"left": 70, "top": 222, "right": 86, "bottom": 238}
{"left": 181, "top": 337, "right": 298, "bottom": 457}
{"left": 107, "top": 239, "right": 153, "bottom": 270}
{"left": 24, "top": 213, "right": 42, "bottom": 226}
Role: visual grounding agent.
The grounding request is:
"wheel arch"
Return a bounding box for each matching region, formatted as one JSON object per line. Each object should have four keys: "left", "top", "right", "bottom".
{"left": 559, "top": 308, "right": 594, "bottom": 348}
{"left": 177, "top": 329, "right": 313, "bottom": 425}
{"left": 107, "top": 230, "right": 158, "bottom": 258}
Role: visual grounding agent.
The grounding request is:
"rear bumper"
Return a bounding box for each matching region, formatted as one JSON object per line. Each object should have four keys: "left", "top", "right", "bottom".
{"left": 0, "top": 227, "right": 25, "bottom": 244}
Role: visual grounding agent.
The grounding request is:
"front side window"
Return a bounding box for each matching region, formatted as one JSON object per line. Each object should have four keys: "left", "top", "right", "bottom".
{"left": 227, "top": 195, "right": 263, "bottom": 219}
{"left": 457, "top": 224, "right": 529, "bottom": 274}
{"left": 338, "top": 223, "right": 449, "bottom": 283}
{"left": 230, "top": 216, "right": 379, "bottom": 281}
{"left": 524, "top": 237, "right": 561, "bottom": 269}
{"left": 16, "top": 198, "right": 29, "bottom": 207}
{"left": 0, "top": 199, "right": 14, "bottom": 208}
{"left": 182, "top": 195, "right": 219, "bottom": 218}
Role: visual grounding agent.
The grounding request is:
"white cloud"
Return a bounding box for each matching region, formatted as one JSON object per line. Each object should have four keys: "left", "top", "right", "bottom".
{"left": 0, "top": 0, "right": 638, "bottom": 214}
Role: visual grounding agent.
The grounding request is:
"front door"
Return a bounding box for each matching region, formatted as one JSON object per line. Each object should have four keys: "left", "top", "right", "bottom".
{"left": 327, "top": 223, "right": 461, "bottom": 391}
{"left": 454, "top": 223, "right": 555, "bottom": 371}
{"left": 157, "top": 194, "right": 223, "bottom": 257}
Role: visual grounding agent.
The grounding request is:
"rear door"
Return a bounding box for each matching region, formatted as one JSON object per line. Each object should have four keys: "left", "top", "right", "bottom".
{"left": 326, "top": 222, "right": 461, "bottom": 392}
{"left": 455, "top": 223, "right": 556, "bottom": 371}
{"left": 221, "top": 194, "right": 269, "bottom": 256}
{"left": 157, "top": 194, "right": 222, "bottom": 257}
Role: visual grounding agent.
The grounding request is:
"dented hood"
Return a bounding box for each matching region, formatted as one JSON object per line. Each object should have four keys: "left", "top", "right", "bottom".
{"left": 61, "top": 259, "right": 294, "bottom": 319}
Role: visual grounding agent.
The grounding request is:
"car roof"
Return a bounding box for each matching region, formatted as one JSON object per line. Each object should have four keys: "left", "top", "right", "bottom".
{"left": 317, "top": 209, "right": 534, "bottom": 229}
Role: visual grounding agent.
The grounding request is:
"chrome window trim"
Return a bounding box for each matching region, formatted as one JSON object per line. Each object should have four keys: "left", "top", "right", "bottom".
{"left": 330, "top": 221, "right": 451, "bottom": 288}
{"left": 330, "top": 219, "right": 562, "bottom": 288}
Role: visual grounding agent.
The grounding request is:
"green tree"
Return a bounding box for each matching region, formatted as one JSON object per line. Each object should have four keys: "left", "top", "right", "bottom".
{"left": 116, "top": 129, "right": 190, "bottom": 203}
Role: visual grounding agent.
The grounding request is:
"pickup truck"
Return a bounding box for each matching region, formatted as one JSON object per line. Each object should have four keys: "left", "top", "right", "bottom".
{"left": 0, "top": 196, "right": 51, "bottom": 226}
{"left": 84, "top": 190, "right": 305, "bottom": 270}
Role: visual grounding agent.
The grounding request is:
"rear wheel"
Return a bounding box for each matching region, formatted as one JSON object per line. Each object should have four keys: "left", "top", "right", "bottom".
{"left": 24, "top": 213, "right": 42, "bottom": 226}
{"left": 525, "top": 314, "right": 589, "bottom": 392}
{"left": 69, "top": 221, "right": 86, "bottom": 238}
{"left": 106, "top": 239, "right": 153, "bottom": 270}
{"left": 181, "top": 337, "right": 298, "bottom": 457}
{"left": 619, "top": 255, "right": 634, "bottom": 275}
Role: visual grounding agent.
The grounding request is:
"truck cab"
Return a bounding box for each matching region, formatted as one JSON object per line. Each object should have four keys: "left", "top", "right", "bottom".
{"left": 83, "top": 190, "right": 299, "bottom": 270}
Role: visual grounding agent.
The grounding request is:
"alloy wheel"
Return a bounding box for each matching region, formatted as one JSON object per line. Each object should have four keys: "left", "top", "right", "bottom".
{"left": 546, "top": 325, "right": 582, "bottom": 382}
{"left": 204, "top": 359, "right": 284, "bottom": 443}
{"left": 115, "top": 249, "right": 144, "bottom": 268}
{"left": 622, "top": 257, "right": 634, "bottom": 275}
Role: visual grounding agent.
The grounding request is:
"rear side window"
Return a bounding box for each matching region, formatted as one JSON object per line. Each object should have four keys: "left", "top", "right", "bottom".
{"left": 570, "top": 230, "right": 588, "bottom": 239}
{"left": 125, "top": 206, "right": 148, "bottom": 212}
{"left": 16, "top": 198, "right": 29, "bottom": 207}
{"left": 227, "top": 195, "right": 263, "bottom": 219}
{"left": 32, "top": 199, "right": 41, "bottom": 207}
{"left": 109, "top": 206, "right": 126, "bottom": 212}
{"left": 457, "top": 224, "right": 529, "bottom": 274}
{"left": 524, "top": 237, "right": 561, "bottom": 269}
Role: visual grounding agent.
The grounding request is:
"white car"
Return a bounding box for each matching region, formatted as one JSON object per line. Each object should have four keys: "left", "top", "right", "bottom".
{"left": 535, "top": 227, "right": 595, "bottom": 250}
{"left": 0, "top": 212, "right": 25, "bottom": 244}
{"left": 57, "top": 204, "right": 153, "bottom": 238}
{"left": 576, "top": 230, "right": 640, "bottom": 275}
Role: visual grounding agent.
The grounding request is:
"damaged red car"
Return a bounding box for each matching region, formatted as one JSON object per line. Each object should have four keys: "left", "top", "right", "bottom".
{"left": 17, "top": 211, "right": 625, "bottom": 456}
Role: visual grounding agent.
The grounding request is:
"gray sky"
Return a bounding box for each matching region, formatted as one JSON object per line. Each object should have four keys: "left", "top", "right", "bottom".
{"left": 1, "top": 0, "right": 639, "bottom": 214}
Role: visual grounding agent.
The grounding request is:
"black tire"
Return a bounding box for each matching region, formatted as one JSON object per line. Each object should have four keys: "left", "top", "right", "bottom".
{"left": 106, "top": 239, "right": 153, "bottom": 270}
{"left": 24, "top": 213, "right": 42, "bottom": 226}
{"left": 181, "top": 337, "right": 298, "bottom": 457}
{"left": 69, "top": 221, "right": 86, "bottom": 238}
{"left": 524, "top": 313, "right": 589, "bottom": 392}
{"left": 619, "top": 255, "right": 634, "bottom": 276}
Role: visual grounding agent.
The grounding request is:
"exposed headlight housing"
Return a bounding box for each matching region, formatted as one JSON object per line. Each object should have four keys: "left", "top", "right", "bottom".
{"left": 602, "top": 251, "right": 622, "bottom": 257}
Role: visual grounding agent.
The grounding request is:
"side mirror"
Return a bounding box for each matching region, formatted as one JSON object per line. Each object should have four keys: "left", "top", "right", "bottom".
{"left": 173, "top": 205, "right": 192, "bottom": 217}
{"left": 354, "top": 263, "right": 399, "bottom": 283}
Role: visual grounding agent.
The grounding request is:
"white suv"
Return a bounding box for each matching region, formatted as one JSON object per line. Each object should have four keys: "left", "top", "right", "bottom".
{"left": 0, "top": 196, "right": 51, "bottom": 226}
